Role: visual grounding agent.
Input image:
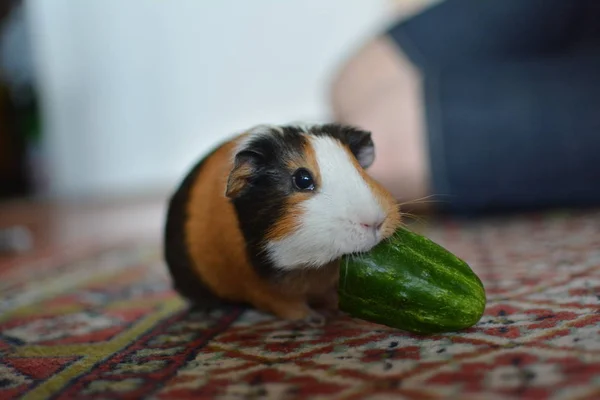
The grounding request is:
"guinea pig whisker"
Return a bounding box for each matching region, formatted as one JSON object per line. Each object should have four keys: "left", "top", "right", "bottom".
{"left": 399, "top": 211, "right": 427, "bottom": 226}
{"left": 397, "top": 194, "right": 442, "bottom": 207}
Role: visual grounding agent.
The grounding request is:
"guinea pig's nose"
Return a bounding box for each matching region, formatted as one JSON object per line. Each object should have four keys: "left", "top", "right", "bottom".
{"left": 360, "top": 219, "right": 384, "bottom": 231}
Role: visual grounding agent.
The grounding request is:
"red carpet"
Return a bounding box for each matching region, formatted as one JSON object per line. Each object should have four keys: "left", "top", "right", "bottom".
{"left": 1, "top": 210, "right": 599, "bottom": 399}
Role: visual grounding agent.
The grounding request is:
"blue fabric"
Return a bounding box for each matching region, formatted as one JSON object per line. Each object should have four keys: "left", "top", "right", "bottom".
{"left": 387, "top": 0, "right": 600, "bottom": 214}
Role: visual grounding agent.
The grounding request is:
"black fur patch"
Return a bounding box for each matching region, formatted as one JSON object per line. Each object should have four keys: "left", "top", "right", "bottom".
{"left": 229, "top": 126, "right": 309, "bottom": 278}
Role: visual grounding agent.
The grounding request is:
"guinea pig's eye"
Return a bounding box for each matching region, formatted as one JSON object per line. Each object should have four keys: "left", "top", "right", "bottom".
{"left": 292, "top": 168, "right": 315, "bottom": 191}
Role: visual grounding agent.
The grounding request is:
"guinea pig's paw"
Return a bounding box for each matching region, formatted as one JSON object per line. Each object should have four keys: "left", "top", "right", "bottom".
{"left": 303, "top": 310, "right": 327, "bottom": 328}
{"left": 271, "top": 302, "right": 326, "bottom": 327}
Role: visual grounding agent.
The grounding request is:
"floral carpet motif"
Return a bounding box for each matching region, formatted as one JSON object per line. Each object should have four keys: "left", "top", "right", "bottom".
{"left": 1, "top": 210, "right": 599, "bottom": 399}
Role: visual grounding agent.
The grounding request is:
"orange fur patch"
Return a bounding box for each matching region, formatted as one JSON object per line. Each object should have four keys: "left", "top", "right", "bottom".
{"left": 225, "top": 162, "right": 253, "bottom": 198}
{"left": 285, "top": 140, "right": 322, "bottom": 188}
{"left": 225, "top": 133, "right": 256, "bottom": 198}
{"left": 266, "top": 139, "right": 322, "bottom": 241}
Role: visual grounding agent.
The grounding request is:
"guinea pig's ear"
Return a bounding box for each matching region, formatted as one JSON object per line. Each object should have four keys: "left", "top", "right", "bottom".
{"left": 225, "top": 149, "right": 263, "bottom": 198}
{"left": 342, "top": 128, "right": 375, "bottom": 169}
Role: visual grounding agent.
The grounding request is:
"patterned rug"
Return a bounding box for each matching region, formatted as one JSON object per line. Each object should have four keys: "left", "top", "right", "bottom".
{"left": 1, "top": 209, "right": 599, "bottom": 400}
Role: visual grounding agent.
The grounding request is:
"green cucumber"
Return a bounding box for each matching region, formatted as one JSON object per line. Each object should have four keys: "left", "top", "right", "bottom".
{"left": 338, "top": 226, "right": 486, "bottom": 334}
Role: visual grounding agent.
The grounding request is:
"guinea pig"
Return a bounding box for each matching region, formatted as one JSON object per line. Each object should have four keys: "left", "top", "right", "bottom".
{"left": 164, "top": 123, "right": 401, "bottom": 325}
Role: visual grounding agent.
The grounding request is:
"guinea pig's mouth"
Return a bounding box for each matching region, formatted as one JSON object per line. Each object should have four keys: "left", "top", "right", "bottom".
{"left": 348, "top": 234, "right": 382, "bottom": 255}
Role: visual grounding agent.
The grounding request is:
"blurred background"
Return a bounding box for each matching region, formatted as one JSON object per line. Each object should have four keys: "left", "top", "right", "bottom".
{"left": 1, "top": 0, "right": 599, "bottom": 254}
{"left": 1, "top": 0, "right": 429, "bottom": 252}
{"left": 1, "top": 0, "right": 417, "bottom": 200}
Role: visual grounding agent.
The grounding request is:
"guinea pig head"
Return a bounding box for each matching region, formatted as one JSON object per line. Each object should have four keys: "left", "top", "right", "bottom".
{"left": 225, "top": 124, "right": 401, "bottom": 273}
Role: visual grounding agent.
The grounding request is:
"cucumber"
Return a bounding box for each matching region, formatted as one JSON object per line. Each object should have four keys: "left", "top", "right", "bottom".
{"left": 338, "top": 226, "right": 486, "bottom": 334}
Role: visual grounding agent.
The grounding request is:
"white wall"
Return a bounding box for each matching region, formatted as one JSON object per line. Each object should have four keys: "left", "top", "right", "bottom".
{"left": 24, "top": 0, "right": 394, "bottom": 198}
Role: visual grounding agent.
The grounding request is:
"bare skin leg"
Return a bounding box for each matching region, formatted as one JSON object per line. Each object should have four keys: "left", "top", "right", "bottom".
{"left": 330, "top": 36, "right": 433, "bottom": 213}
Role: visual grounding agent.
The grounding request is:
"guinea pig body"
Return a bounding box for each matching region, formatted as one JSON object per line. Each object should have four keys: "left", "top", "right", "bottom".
{"left": 164, "top": 124, "right": 401, "bottom": 324}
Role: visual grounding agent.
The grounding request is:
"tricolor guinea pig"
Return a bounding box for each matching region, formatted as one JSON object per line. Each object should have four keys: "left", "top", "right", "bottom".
{"left": 164, "top": 123, "right": 401, "bottom": 325}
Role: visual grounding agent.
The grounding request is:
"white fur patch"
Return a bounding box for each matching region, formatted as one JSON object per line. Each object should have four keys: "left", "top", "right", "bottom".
{"left": 266, "top": 135, "right": 386, "bottom": 269}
